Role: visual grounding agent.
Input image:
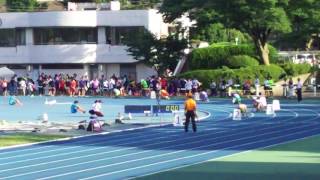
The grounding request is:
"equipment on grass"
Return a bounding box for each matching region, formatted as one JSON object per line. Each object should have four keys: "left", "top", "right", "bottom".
{"left": 150, "top": 91, "right": 156, "bottom": 99}
{"left": 233, "top": 109, "right": 242, "bottom": 120}
{"left": 173, "top": 113, "right": 184, "bottom": 126}
{"left": 194, "top": 92, "right": 200, "bottom": 101}
{"left": 272, "top": 99, "right": 281, "bottom": 111}
{"left": 44, "top": 98, "right": 57, "bottom": 105}
{"left": 266, "top": 104, "right": 275, "bottom": 115}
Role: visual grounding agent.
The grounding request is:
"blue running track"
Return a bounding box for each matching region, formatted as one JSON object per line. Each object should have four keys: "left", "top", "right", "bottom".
{"left": 0, "top": 98, "right": 320, "bottom": 180}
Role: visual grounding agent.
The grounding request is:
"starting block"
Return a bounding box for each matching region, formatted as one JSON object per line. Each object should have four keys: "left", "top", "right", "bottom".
{"left": 266, "top": 104, "right": 275, "bottom": 115}
{"left": 173, "top": 113, "right": 184, "bottom": 126}
{"left": 150, "top": 91, "right": 157, "bottom": 99}
{"left": 272, "top": 99, "right": 281, "bottom": 111}
{"left": 144, "top": 110, "right": 151, "bottom": 116}
{"left": 194, "top": 92, "right": 200, "bottom": 101}
{"left": 233, "top": 109, "right": 242, "bottom": 121}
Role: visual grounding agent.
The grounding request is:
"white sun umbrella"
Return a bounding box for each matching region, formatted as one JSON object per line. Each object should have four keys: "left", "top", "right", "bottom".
{"left": 0, "top": 67, "right": 15, "bottom": 79}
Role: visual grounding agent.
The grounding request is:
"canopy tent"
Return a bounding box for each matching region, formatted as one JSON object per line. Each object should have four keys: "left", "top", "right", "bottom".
{"left": 0, "top": 67, "right": 15, "bottom": 79}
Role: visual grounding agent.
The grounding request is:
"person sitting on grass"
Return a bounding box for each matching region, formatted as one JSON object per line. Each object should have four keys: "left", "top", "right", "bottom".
{"left": 8, "top": 95, "right": 23, "bottom": 106}
{"left": 71, "top": 100, "right": 86, "bottom": 114}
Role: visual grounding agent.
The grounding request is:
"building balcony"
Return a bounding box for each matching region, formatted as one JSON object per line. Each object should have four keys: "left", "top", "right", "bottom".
{"left": 0, "top": 44, "right": 136, "bottom": 64}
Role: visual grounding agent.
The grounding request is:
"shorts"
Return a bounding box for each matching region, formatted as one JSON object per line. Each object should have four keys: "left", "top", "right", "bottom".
{"left": 89, "top": 110, "right": 104, "bottom": 117}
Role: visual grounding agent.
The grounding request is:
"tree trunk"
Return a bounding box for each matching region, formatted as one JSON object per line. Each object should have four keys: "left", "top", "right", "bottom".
{"left": 306, "top": 37, "right": 314, "bottom": 51}
{"left": 254, "top": 38, "right": 270, "bottom": 66}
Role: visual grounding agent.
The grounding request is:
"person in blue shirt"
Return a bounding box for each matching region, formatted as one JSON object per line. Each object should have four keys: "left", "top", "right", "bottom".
{"left": 8, "top": 95, "right": 22, "bottom": 106}
{"left": 71, "top": 100, "right": 86, "bottom": 114}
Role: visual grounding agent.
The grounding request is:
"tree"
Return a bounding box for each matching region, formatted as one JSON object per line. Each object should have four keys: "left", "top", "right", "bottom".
{"left": 280, "top": 0, "right": 320, "bottom": 50}
{"left": 125, "top": 29, "right": 188, "bottom": 75}
{"left": 160, "top": 0, "right": 292, "bottom": 65}
{"left": 6, "top": 0, "right": 41, "bottom": 12}
{"left": 191, "top": 23, "right": 251, "bottom": 45}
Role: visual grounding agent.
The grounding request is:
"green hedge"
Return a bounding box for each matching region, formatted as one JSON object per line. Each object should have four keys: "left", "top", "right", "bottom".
{"left": 180, "top": 64, "right": 285, "bottom": 88}
{"left": 226, "top": 55, "right": 259, "bottom": 68}
{"left": 280, "top": 63, "right": 311, "bottom": 76}
{"left": 189, "top": 43, "right": 278, "bottom": 70}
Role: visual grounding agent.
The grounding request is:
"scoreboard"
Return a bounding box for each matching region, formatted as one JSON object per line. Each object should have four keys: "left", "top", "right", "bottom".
{"left": 124, "top": 105, "right": 180, "bottom": 114}
{"left": 124, "top": 105, "right": 151, "bottom": 114}
{"left": 152, "top": 105, "right": 180, "bottom": 113}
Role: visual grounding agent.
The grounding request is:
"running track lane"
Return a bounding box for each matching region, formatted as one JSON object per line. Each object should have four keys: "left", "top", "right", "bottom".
{"left": 0, "top": 103, "right": 319, "bottom": 180}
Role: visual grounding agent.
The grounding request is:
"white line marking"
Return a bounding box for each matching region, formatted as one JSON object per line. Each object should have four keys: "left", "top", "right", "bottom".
{"left": 2, "top": 112, "right": 300, "bottom": 179}
{"left": 79, "top": 125, "right": 320, "bottom": 179}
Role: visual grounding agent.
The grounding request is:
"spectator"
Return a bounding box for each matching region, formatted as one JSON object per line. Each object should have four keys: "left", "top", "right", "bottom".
{"left": 296, "top": 78, "right": 303, "bottom": 102}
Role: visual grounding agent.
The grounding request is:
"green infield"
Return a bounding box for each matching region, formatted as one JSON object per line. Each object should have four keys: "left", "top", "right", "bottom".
{"left": 0, "top": 133, "right": 69, "bottom": 147}
{"left": 136, "top": 135, "right": 320, "bottom": 180}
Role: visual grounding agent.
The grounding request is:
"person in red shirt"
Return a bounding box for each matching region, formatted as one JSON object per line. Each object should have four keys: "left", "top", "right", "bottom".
{"left": 69, "top": 78, "right": 77, "bottom": 97}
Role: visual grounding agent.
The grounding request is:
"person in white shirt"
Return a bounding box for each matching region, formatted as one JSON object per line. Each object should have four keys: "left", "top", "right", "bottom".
{"left": 89, "top": 100, "right": 104, "bottom": 117}
{"left": 103, "top": 79, "right": 109, "bottom": 96}
{"left": 19, "top": 78, "right": 27, "bottom": 96}
{"left": 185, "top": 79, "right": 193, "bottom": 94}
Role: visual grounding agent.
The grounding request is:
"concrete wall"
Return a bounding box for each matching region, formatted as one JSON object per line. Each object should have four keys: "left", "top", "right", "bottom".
{"left": 136, "top": 63, "right": 156, "bottom": 81}
{"left": 0, "top": 10, "right": 153, "bottom": 28}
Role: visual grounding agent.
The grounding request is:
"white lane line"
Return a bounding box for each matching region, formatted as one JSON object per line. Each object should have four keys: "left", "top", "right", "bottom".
{"left": 38, "top": 118, "right": 320, "bottom": 180}
{"left": 117, "top": 128, "right": 319, "bottom": 180}
{"left": 0, "top": 124, "right": 166, "bottom": 155}
{"left": 0, "top": 109, "right": 230, "bottom": 166}
{"left": 2, "top": 112, "right": 299, "bottom": 179}
{"left": 0, "top": 109, "right": 215, "bottom": 160}
{"left": 82, "top": 127, "right": 320, "bottom": 180}
{"left": 0, "top": 111, "right": 279, "bottom": 174}
{"left": 0, "top": 107, "right": 310, "bottom": 176}
{"left": 0, "top": 110, "right": 261, "bottom": 169}
{"left": 133, "top": 132, "right": 320, "bottom": 180}
{"left": 0, "top": 108, "right": 213, "bottom": 154}
{"left": 0, "top": 108, "right": 212, "bottom": 156}
{"left": 0, "top": 107, "right": 298, "bottom": 169}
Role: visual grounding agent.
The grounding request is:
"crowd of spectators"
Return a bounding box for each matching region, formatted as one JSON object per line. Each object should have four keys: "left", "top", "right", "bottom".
{"left": 0, "top": 72, "right": 280, "bottom": 98}
{"left": 0, "top": 73, "right": 202, "bottom": 97}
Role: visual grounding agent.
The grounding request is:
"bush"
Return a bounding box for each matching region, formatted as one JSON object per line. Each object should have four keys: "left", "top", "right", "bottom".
{"left": 280, "top": 63, "right": 311, "bottom": 76}
{"left": 189, "top": 44, "right": 256, "bottom": 69}
{"left": 188, "top": 43, "right": 278, "bottom": 70}
{"left": 226, "top": 55, "right": 259, "bottom": 68}
{"left": 180, "top": 64, "right": 285, "bottom": 88}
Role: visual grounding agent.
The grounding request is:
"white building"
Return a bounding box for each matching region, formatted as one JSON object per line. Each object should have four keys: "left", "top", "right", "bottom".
{"left": 0, "top": 7, "right": 169, "bottom": 80}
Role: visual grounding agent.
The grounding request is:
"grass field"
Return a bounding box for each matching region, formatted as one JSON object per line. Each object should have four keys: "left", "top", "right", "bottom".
{"left": 0, "top": 133, "right": 69, "bottom": 147}
{"left": 136, "top": 135, "right": 320, "bottom": 180}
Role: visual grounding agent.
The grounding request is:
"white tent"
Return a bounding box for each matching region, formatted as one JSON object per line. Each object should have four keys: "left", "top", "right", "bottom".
{"left": 0, "top": 67, "right": 15, "bottom": 79}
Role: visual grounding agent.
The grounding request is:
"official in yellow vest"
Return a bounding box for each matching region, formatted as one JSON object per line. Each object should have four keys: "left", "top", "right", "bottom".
{"left": 184, "top": 93, "right": 197, "bottom": 132}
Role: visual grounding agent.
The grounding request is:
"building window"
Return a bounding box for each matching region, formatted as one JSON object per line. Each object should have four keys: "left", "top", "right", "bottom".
{"left": 33, "top": 28, "right": 98, "bottom": 45}
{"left": 0, "top": 29, "right": 26, "bottom": 47}
{"left": 16, "top": 28, "right": 26, "bottom": 45}
{"left": 42, "top": 64, "right": 83, "bottom": 69}
{"left": 106, "top": 26, "right": 144, "bottom": 45}
{"left": 120, "top": 64, "right": 136, "bottom": 80}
